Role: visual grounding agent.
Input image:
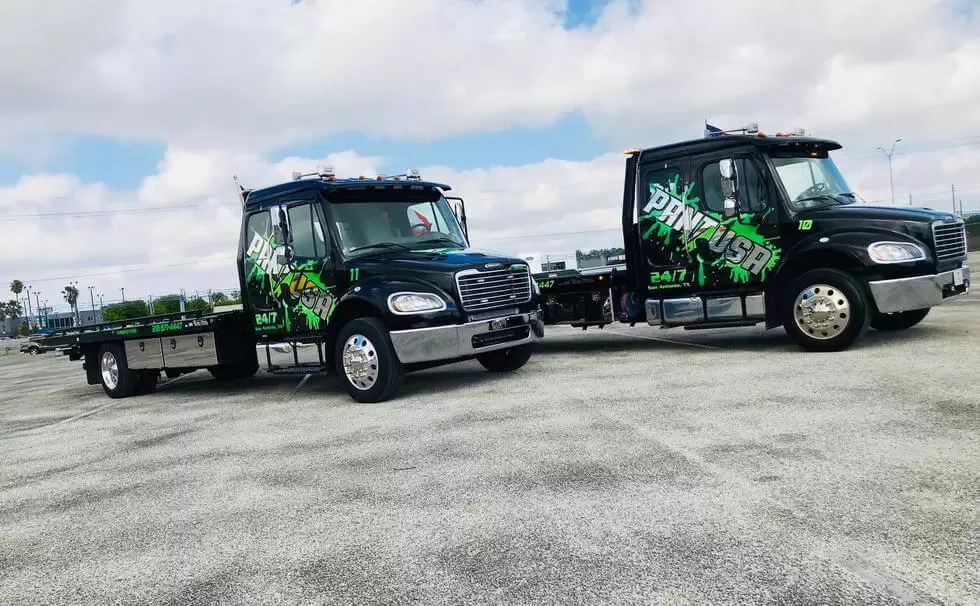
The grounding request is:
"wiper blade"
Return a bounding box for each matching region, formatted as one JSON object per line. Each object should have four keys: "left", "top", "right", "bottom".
{"left": 348, "top": 241, "right": 412, "bottom": 253}
{"left": 418, "top": 236, "right": 465, "bottom": 248}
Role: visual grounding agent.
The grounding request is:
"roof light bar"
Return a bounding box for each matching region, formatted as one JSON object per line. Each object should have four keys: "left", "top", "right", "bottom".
{"left": 406, "top": 168, "right": 422, "bottom": 180}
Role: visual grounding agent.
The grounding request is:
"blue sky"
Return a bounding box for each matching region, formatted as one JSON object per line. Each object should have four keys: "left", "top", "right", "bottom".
{"left": 0, "top": 0, "right": 612, "bottom": 190}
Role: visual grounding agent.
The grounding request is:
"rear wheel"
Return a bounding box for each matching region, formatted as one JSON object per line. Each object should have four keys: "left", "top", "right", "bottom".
{"left": 870, "top": 308, "right": 930, "bottom": 331}
{"left": 476, "top": 343, "right": 533, "bottom": 372}
{"left": 781, "top": 268, "right": 870, "bottom": 352}
{"left": 334, "top": 317, "right": 405, "bottom": 403}
{"left": 98, "top": 343, "right": 139, "bottom": 398}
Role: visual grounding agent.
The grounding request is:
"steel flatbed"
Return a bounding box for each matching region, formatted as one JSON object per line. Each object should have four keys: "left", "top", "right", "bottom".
{"left": 36, "top": 308, "right": 250, "bottom": 349}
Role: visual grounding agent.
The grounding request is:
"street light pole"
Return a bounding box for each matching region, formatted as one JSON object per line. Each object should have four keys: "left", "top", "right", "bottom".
{"left": 876, "top": 138, "right": 901, "bottom": 205}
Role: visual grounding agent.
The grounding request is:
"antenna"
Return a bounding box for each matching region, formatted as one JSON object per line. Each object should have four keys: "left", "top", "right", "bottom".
{"left": 233, "top": 174, "right": 248, "bottom": 208}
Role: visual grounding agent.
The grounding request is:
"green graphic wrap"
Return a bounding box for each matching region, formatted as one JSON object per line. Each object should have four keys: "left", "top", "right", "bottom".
{"left": 639, "top": 174, "right": 781, "bottom": 288}
{"left": 243, "top": 230, "right": 338, "bottom": 334}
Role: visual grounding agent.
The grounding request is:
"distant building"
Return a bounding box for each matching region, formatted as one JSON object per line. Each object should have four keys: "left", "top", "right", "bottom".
{"left": 516, "top": 251, "right": 579, "bottom": 273}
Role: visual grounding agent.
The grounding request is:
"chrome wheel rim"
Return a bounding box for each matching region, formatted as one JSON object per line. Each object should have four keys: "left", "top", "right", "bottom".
{"left": 794, "top": 283, "right": 851, "bottom": 340}
{"left": 100, "top": 351, "right": 119, "bottom": 389}
{"left": 342, "top": 334, "right": 379, "bottom": 390}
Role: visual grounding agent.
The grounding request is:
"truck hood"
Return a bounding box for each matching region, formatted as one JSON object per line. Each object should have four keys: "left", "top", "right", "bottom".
{"left": 348, "top": 246, "right": 531, "bottom": 302}
{"left": 351, "top": 245, "right": 525, "bottom": 271}
{"left": 804, "top": 204, "right": 958, "bottom": 224}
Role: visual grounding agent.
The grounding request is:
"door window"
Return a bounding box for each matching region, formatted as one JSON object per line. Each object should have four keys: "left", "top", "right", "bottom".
{"left": 700, "top": 157, "right": 768, "bottom": 214}
{"left": 287, "top": 202, "right": 330, "bottom": 260}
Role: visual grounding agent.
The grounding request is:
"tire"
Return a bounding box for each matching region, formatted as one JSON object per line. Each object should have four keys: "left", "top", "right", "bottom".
{"left": 333, "top": 317, "right": 404, "bottom": 403}
{"left": 870, "top": 308, "right": 930, "bottom": 331}
{"left": 476, "top": 343, "right": 534, "bottom": 372}
{"left": 781, "top": 268, "right": 871, "bottom": 352}
{"left": 97, "top": 342, "right": 139, "bottom": 398}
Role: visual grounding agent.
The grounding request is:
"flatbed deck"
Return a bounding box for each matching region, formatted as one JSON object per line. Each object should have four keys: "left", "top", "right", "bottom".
{"left": 35, "top": 308, "right": 250, "bottom": 349}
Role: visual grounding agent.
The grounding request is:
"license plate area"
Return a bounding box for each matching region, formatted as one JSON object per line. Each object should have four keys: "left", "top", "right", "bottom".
{"left": 952, "top": 268, "right": 964, "bottom": 286}
{"left": 488, "top": 315, "right": 523, "bottom": 331}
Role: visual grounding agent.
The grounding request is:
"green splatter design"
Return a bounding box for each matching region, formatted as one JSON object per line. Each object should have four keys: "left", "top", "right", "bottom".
{"left": 640, "top": 177, "right": 781, "bottom": 287}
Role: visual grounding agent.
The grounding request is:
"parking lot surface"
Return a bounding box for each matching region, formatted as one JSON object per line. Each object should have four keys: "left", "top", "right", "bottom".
{"left": 1, "top": 287, "right": 978, "bottom": 605}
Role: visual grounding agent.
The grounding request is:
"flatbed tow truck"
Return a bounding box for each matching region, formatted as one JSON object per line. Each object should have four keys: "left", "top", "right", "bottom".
{"left": 37, "top": 168, "right": 544, "bottom": 402}
{"left": 533, "top": 123, "right": 971, "bottom": 351}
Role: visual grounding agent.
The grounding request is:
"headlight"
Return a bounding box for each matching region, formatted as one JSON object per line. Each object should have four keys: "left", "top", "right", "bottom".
{"left": 867, "top": 241, "right": 927, "bottom": 264}
{"left": 387, "top": 292, "right": 447, "bottom": 314}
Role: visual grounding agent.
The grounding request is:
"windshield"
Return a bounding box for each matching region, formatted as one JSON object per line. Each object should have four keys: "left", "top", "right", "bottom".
{"left": 769, "top": 155, "right": 856, "bottom": 211}
{"left": 326, "top": 190, "right": 468, "bottom": 257}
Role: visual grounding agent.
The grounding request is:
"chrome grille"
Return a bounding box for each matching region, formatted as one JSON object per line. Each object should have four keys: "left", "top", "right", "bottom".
{"left": 455, "top": 265, "right": 532, "bottom": 312}
{"left": 932, "top": 220, "right": 967, "bottom": 262}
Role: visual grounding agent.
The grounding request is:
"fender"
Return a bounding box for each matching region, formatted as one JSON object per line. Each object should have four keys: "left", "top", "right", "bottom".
{"left": 764, "top": 227, "right": 934, "bottom": 328}
{"left": 333, "top": 275, "right": 462, "bottom": 331}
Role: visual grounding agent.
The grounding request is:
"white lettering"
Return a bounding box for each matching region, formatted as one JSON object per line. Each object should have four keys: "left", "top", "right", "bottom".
{"left": 725, "top": 236, "right": 754, "bottom": 264}
{"left": 741, "top": 246, "right": 773, "bottom": 274}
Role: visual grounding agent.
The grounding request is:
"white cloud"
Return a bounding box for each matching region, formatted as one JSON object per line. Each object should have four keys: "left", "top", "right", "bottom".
{"left": 1, "top": 0, "right": 977, "bottom": 150}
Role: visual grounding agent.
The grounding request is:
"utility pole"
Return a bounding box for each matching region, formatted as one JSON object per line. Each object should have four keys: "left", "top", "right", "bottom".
{"left": 908, "top": 193, "right": 912, "bottom": 207}
{"left": 120, "top": 287, "right": 126, "bottom": 302}
{"left": 25, "top": 285, "right": 33, "bottom": 328}
{"left": 876, "top": 138, "right": 900, "bottom": 205}
{"left": 88, "top": 286, "right": 96, "bottom": 313}
{"left": 951, "top": 184, "right": 956, "bottom": 214}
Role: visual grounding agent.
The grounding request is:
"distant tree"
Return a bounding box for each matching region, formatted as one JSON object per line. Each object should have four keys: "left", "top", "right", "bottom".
{"left": 62, "top": 284, "right": 80, "bottom": 326}
{"left": 5, "top": 300, "right": 21, "bottom": 320}
{"left": 9, "top": 279, "right": 23, "bottom": 305}
{"left": 103, "top": 301, "right": 149, "bottom": 322}
{"left": 0, "top": 302, "right": 8, "bottom": 322}
{"left": 212, "top": 291, "right": 228, "bottom": 303}
{"left": 230, "top": 289, "right": 240, "bottom": 299}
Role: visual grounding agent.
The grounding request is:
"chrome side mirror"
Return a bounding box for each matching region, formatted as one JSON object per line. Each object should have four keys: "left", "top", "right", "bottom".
{"left": 719, "top": 158, "right": 739, "bottom": 218}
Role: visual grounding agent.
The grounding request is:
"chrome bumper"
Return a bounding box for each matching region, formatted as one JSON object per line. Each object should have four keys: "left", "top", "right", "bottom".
{"left": 389, "top": 310, "right": 543, "bottom": 364}
{"left": 868, "top": 265, "right": 970, "bottom": 314}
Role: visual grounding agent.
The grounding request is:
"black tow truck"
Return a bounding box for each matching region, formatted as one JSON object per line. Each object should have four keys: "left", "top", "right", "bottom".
{"left": 534, "top": 124, "right": 971, "bottom": 351}
{"left": 37, "top": 168, "right": 544, "bottom": 402}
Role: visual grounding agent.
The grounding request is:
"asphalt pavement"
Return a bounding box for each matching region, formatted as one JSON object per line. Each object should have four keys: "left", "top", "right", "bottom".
{"left": 1, "top": 283, "right": 977, "bottom": 605}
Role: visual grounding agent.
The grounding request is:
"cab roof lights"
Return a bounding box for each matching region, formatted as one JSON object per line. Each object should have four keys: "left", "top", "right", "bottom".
{"left": 704, "top": 121, "right": 807, "bottom": 138}
{"left": 287, "top": 166, "right": 423, "bottom": 182}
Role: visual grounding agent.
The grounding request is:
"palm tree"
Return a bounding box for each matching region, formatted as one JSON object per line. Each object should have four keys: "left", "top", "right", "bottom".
{"left": 10, "top": 280, "right": 23, "bottom": 304}
{"left": 62, "top": 284, "right": 80, "bottom": 326}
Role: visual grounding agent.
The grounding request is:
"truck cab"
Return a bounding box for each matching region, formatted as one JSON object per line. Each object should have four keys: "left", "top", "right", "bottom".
{"left": 536, "top": 125, "right": 971, "bottom": 351}
{"left": 239, "top": 168, "right": 544, "bottom": 401}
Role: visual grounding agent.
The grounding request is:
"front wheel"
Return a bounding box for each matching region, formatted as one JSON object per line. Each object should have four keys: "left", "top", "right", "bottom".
{"left": 476, "top": 343, "right": 533, "bottom": 372}
{"left": 870, "top": 308, "right": 930, "bottom": 331}
{"left": 781, "top": 268, "right": 871, "bottom": 352}
{"left": 334, "top": 317, "right": 405, "bottom": 403}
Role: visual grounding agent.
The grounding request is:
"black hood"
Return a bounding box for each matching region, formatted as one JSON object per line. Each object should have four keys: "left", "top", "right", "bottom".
{"left": 804, "top": 204, "right": 958, "bottom": 224}
{"left": 350, "top": 245, "right": 529, "bottom": 295}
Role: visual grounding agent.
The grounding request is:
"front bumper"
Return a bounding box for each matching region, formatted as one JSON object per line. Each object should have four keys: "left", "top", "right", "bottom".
{"left": 868, "top": 265, "right": 970, "bottom": 314}
{"left": 389, "top": 310, "right": 543, "bottom": 364}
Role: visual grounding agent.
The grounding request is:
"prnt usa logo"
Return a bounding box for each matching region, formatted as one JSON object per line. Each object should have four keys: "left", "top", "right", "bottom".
{"left": 643, "top": 183, "right": 776, "bottom": 277}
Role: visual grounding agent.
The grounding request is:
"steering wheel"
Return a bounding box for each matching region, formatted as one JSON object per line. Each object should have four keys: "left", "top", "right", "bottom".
{"left": 796, "top": 181, "right": 831, "bottom": 200}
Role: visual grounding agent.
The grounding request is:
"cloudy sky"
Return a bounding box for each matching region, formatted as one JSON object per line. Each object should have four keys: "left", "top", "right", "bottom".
{"left": 2, "top": 0, "right": 978, "bottom": 315}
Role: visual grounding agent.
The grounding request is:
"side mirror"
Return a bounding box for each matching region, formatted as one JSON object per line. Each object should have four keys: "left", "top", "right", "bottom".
{"left": 719, "top": 158, "right": 739, "bottom": 218}
{"left": 275, "top": 244, "right": 293, "bottom": 266}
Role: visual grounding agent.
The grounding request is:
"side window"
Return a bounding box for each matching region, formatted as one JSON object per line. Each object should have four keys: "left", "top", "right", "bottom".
{"left": 287, "top": 202, "right": 329, "bottom": 259}
{"left": 735, "top": 158, "right": 768, "bottom": 213}
{"left": 245, "top": 210, "right": 272, "bottom": 250}
{"left": 641, "top": 167, "right": 682, "bottom": 216}
{"left": 406, "top": 202, "right": 445, "bottom": 235}
{"left": 699, "top": 157, "right": 768, "bottom": 214}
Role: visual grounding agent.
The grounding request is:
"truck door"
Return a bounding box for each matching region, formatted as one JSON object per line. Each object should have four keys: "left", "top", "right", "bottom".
{"left": 243, "top": 207, "right": 289, "bottom": 336}
{"left": 636, "top": 157, "right": 700, "bottom": 295}
{"left": 281, "top": 199, "right": 340, "bottom": 336}
{"left": 683, "top": 150, "right": 782, "bottom": 293}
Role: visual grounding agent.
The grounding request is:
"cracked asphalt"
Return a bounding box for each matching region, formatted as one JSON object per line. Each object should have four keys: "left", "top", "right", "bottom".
{"left": 1, "top": 277, "right": 977, "bottom": 605}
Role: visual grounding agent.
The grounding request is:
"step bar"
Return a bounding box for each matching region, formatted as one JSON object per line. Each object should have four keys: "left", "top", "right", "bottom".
{"left": 646, "top": 294, "right": 766, "bottom": 327}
